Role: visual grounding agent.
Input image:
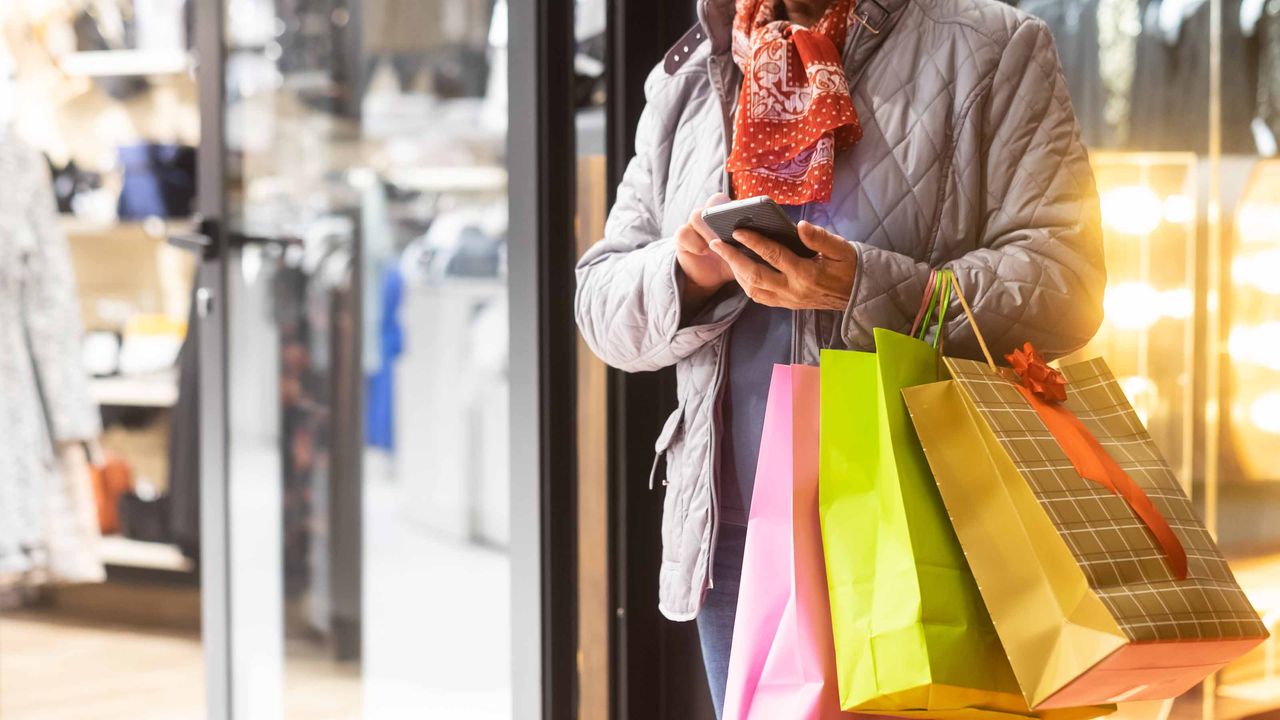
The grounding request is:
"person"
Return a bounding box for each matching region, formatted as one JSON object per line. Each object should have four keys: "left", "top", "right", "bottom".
{"left": 574, "top": 0, "right": 1105, "bottom": 715}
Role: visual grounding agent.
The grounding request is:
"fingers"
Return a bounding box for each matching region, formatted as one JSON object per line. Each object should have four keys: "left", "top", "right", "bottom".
{"left": 689, "top": 193, "right": 730, "bottom": 244}
{"left": 797, "top": 221, "right": 854, "bottom": 259}
{"left": 732, "top": 228, "right": 806, "bottom": 275}
{"left": 676, "top": 222, "right": 711, "bottom": 255}
{"left": 710, "top": 239, "right": 782, "bottom": 301}
{"left": 679, "top": 193, "right": 733, "bottom": 258}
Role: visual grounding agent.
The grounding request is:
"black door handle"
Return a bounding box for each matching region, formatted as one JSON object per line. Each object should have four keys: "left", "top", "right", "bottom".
{"left": 169, "top": 218, "right": 299, "bottom": 258}
{"left": 168, "top": 218, "right": 220, "bottom": 258}
{"left": 228, "top": 232, "right": 299, "bottom": 250}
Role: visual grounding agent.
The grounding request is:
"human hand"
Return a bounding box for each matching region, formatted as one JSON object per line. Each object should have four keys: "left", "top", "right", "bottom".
{"left": 675, "top": 193, "right": 735, "bottom": 313}
{"left": 709, "top": 221, "right": 857, "bottom": 311}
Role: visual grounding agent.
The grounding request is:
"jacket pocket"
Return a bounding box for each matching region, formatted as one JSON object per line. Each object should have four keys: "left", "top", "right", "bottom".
{"left": 649, "top": 405, "right": 685, "bottom": 490}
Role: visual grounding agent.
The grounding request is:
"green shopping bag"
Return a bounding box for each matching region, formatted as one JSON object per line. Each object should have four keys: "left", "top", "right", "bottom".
{"left": 817, "top": 272, "right": 1108, "bottom": 720}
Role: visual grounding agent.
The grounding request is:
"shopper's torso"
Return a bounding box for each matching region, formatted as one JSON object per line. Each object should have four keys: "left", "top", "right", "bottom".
{"left": 652, "top": 0, "right": 1050, "bottom": 620}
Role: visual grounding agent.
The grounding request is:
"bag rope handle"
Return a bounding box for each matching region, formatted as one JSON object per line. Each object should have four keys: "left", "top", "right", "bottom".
{"left": 947, "top": 272, "right": 998, "bottom": 371}
{"left": 911, "top": 270, "right": 952, "bottom": 350}
{"left": 909, "top": 270, "right": 939, "bottom": 339}
{"left": 912, "top": 269, "right": 994, "bottom": 368}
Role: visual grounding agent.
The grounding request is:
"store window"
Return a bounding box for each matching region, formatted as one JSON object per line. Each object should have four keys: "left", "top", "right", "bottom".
{"left": 0, "top": 0, "right": 560, "bottom": 717}
{"left": 1022, "top": 0, "right": 1280, "bottom": 715}
{"left": 220, "top": 0, "right": 518, "bottom": 716}
{"left": 1, "top": 1, "right": 206, "bottom": 715}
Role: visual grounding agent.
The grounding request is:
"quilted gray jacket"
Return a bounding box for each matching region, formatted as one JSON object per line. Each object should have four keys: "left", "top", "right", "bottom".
{"left": 575, "top": 0, "right": 1105, "bottom": 621}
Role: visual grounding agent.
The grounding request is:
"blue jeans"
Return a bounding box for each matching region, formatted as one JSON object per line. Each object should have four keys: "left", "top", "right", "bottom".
{"left": 696, "top": 523, "right": 747, "bottom": 720}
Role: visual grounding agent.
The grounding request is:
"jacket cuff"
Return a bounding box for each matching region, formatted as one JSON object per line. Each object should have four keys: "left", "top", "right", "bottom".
{"left": 668, "top": 247, "right": 746, "bottom": 339}
{"left": 840, "top": 242, "right": 931, "bottom": 350}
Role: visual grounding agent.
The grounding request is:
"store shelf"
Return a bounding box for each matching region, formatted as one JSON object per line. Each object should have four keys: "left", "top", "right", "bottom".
{"left": 91, "top": 371, "right": 179, "bottom": 408}
{"left": 99, "top": 536, "right": 193, "bottom": 573}
{"left": 60, "top": 49, "right": 191, "bottom": 78}
{"left": 61, "top": 216, "right": 196, "bottom": 237}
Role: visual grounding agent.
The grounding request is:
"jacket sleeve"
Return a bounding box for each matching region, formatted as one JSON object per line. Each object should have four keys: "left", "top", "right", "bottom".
{"left": 23, "top": 152, "right": 101, "bottom": 443}
{"left": 840, "top": 18, "right": 1106, "bottom": 361}
{"left": 575, "top": 66, "right": 745, "bottom": 373}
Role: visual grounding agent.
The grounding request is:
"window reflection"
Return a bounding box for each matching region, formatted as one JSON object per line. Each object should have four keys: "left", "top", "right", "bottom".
{"left": 1019, "top": 0, "right": 1280, "bottom": 714}
{"left": 225, "top": 0, "right": 514, "bottom": 716}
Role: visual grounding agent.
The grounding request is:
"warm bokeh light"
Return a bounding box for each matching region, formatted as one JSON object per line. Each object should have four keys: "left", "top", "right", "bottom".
{"left": 1104, "top": 282, "right": 1161, "bottom": 330}
{"left": 1248, "top": 392, "right": 1280, "bottom": 435}
{"left": 1119, "top": 375, "right": 1159, "bottom": 427}
{"left": 1163, "top": 194, "right": 1195, "bottom": 225}
{"left": 1237, "top": 202, "right": 1280, "bottom": 245}
{"left": 1099, "top": 185, "right": 1164, "bottom": 235}
{"left": 1228, "top": 323, "right": 1280, "bottom": 372}
{"left": 1233, "top": 249, "right": 1280, "bottom": 295}
{"left": 1163, "top": 287, "right": 1194, "bottom": 319}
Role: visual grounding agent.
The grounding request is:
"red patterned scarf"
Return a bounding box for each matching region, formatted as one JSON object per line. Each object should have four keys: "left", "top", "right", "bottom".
{"left": 726, "top": 0, "right": 861, "bottom": 204}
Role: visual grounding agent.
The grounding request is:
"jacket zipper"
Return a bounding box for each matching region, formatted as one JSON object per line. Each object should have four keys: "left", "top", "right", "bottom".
{"left": 792, "top": 205, "right": 814, "bottom": 363}
{"left": 704, "top": 330, "right": 731, "bottom": 589}
{"left": 703, "top": 50, "right": 739, "bottom": 590}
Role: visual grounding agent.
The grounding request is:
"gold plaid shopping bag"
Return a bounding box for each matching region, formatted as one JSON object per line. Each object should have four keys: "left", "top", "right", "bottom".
{"left": 901, "top": 276, "right": 1269, "bottom": 710}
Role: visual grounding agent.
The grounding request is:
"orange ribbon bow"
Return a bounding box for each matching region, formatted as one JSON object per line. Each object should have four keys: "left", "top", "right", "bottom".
{"left": 1006, "top": 343, "right": 1068, "bottom": 403}
{"left": 1005, "top": 343, "right": 1189, "bottom": 581}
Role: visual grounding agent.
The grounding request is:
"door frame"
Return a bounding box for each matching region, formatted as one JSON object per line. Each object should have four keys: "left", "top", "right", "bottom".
{"left": 508, "top": 0, "right": 581, "bottom": 718}
{"left": 194, "top": 1, "right": 582, "bottom": 717}
{"left": 604, "top": 4, "right": 712, "bottom": 719}
{"left": 192, "top": 0, "right": 232, "bottom": 716}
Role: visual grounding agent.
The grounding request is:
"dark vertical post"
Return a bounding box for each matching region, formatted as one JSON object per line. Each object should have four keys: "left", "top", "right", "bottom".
{"left": 509, "top": 0, "right": 580, "bottom": 718}
{"left": 605, "top": 3, "right": 714, "bottom": 719}
{"left": 193, "top": 0, "right": 231, "bottom": 717}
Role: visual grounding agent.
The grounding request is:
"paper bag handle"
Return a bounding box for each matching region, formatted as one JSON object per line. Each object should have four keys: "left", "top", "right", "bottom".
{"left": 914, "top": 269, "right": 998, "bottom": 370}
{"left": 911, "top": 269, "right": 953, "bottom": 350}
{"left": 909, "top": 271, "right": 939, "bottom": 340}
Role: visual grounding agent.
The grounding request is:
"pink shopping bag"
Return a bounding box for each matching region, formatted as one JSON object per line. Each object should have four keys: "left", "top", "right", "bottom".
{"left": 723, "top": 364, "right": 853, "bottom": 720}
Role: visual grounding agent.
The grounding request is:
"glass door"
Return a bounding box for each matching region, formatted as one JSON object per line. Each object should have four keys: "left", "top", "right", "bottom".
{"left": 189, "top": 0, "right": 576, "bottom": 717}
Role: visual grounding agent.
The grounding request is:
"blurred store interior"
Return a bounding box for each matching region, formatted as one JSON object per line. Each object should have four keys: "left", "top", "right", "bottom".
{"left": 0, "top": 0, "right": 1279, "bottom": 719}
{"left": 0, "top": 0, "right": 586, "bottom": 717}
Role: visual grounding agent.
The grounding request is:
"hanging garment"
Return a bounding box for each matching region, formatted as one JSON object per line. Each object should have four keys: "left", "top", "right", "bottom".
{"left": 365, "top": 265, "right": 403, "bottom": 451}
{"left": 0, "top": 129, "right": 103, "bottom": 579}
{"left": 1096, "top": 0, "right": 1142, "bottom": 146}
{"left": 73, "top": 6, "right": 149, "bottom": 101}
{"left": 46, "top": 157, "right": 104, "bottom": 214}
{"left": 168, "top": 267, "right": 202, "bottom": 559}
{"left": 45, "top": 444, "right": 107, "bottom": 583}
{"left": 1258, "top": 0, "right": 1280, "bottom": 150}
{"left": 1021, "top": 0, "right": 1140, "bottom": 149}
{"left": 116, "top": 143, "right": 198, "bottom": 219}
{"left": 361, "top": 0, "right": 493, "bottom": 53}
{"left": 1129, "top": 0, "right": 1258, "bottom": 152}
{"left": 1129, "top": 0, "right": 1171, "bottom": 146}
{"left": 91, "top": 456, "right": 133, "bottom": 534}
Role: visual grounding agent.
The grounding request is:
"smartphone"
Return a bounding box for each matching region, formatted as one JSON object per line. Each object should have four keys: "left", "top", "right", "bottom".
{"left": 701, "top": 196, "right": 815, "bottom": 264}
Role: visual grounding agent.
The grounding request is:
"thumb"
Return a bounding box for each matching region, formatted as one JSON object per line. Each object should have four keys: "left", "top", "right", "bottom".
{"left": 798, "top": 221, "right": 851, "bottom": 258}
{"left": 704, "top": 192, "right": 732, "bottom": 209}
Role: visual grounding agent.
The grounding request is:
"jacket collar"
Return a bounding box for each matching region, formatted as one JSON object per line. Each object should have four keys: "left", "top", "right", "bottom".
{"left": 698, "top": 0, "right": 911, "bottom": 74}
